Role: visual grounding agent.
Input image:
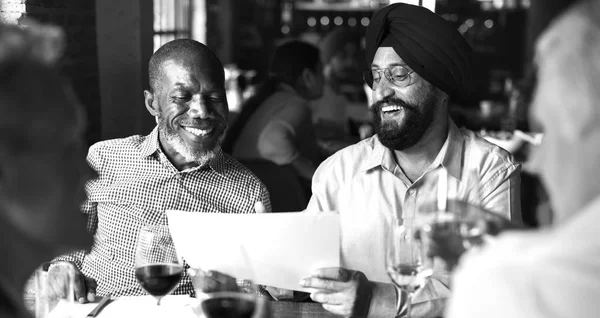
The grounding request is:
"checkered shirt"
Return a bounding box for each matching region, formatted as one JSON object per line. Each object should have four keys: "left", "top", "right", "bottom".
{"left": 52, "top": 127, "right": 271, "bottom": 297}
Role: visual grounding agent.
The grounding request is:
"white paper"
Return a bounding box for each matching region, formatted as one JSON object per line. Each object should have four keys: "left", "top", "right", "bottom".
{"left": 166, "top": 210, "right": 340, "bottom": 292}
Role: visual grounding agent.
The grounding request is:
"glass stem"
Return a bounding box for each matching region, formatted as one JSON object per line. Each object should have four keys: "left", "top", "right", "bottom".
{"left": 405, "top": 292, "right": 413, "bottom": 318}
{"left": 156, "top": 296, "right": 162, "bottom": 306}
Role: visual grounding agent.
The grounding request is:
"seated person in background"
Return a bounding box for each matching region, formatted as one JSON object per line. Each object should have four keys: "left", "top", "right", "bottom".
{"left": 48, "top": 39, "right": 271, "bottom": 300}
{"left": 0, "top": 22, "right": 95, "bottom": 317}
{"left": 310, "top": 27, "right": 363, "bottom": 140}
{"left": 300, "top": 3, "right": 522, "bottom": 318}
{"left": 447, "top": 1, "right": 600, "bottom": 317}
{"left": 226, "top": 40, "right": 325, "bottom": 188}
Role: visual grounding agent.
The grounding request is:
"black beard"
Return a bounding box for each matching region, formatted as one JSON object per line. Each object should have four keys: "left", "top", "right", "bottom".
{"left": 370, "top": 91, "right": 437, "bottom": 151}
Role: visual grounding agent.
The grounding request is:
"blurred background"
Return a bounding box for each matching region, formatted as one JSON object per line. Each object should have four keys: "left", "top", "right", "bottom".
{"left": 0, "top": 0, "right": 576, "bottom": 226}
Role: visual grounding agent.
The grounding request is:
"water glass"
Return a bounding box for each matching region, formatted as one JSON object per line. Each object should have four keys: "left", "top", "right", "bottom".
{"left": 33, "top": 266, "right": 74, "bottom": 318}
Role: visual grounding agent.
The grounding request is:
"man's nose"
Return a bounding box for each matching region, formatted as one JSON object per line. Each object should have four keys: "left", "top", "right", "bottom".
{"left": 187, "top": 96, "right": 210, "bottom": 119}
{"left": 372, "top": 79, "right": 395, "bottom": 106}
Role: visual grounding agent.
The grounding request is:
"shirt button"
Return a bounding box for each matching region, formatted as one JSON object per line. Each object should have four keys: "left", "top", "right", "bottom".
{"left": 404, "top": 234, "right": 410, "bottom": 240}
{"left": 408, "top": 189, "right": 416, "bottom": 196}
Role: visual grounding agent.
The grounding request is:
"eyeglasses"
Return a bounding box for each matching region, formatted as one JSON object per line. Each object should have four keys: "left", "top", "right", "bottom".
{"left": 363, "top": 65, "right": 414, "bottom": 89}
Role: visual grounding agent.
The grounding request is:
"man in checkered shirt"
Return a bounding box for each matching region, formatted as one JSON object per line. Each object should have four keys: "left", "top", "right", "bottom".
{"left": 46, "top": 39, "right": 272, "bottom": 302}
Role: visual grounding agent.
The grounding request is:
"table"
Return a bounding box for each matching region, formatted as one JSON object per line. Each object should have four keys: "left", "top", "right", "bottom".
{"left": 41, "top": 295, "right": 341, "bottom": 318}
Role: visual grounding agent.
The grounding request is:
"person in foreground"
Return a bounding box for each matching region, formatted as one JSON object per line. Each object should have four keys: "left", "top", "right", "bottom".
{"left": 446, "top": 1, "right": 600, "bottom": 317}
{"left": 301, "top": 3, "right": 522, "bottom": 317}
{"left": 48, "top": 39, "right": 271, "bottom": 300}
{"left": 0, "top": 22, "right": 95, "bottom": 317}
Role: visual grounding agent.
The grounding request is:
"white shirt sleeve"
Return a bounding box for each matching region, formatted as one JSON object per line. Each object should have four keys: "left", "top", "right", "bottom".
{"left": 257, "top": 119, "right": 300, "bottom": 165}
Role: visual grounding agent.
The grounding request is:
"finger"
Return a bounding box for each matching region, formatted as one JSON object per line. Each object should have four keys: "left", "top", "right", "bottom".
{"left": 299, "top": 277, "right": 346, "bottom": 291}
{"left": 309, "top": 291, "right": 346, "bottom": 305}
{"left": 72, "top": 272, "right": 87, "bottom": 303}
{"left": 85, "top": 277, "right": 97, "bottom": 302}
{"left": 309, "top": 267, "right": 351, "bottom": 282}
{"left": 254, "top": 201, "right": 266, "bottom": 214}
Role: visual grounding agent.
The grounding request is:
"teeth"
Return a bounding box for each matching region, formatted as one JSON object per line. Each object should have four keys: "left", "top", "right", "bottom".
{"left": 382, "top": 105, "right": 402, "bottom": 113}
{"left": 184, "top": 127, "right": 212, "bottom": 136}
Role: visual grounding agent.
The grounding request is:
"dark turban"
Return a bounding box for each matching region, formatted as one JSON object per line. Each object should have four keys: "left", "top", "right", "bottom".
{"left": 366, "top": 3, "right": 474, "bottom": 101}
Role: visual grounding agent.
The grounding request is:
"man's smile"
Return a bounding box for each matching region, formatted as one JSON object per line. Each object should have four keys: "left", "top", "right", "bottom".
{"left": 182, "top": 126, "right": 214, "bottom": 137}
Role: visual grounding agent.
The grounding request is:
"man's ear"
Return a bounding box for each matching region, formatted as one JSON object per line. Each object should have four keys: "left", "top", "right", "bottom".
{"left": 144, "top": 90, "right": 159, "bottom": 117}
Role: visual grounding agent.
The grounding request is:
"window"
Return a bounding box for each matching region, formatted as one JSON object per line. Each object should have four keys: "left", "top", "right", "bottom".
{"left": 153, "top": 0, "right": 192, "bottom": 52}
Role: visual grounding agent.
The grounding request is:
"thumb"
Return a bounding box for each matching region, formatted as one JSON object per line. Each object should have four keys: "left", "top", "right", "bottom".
{"left": 254, "top": 201, "right": 267, "bottom": 214}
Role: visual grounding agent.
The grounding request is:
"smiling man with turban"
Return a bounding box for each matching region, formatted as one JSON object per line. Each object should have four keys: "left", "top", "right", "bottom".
{"left": 301, "top": 3, "right": 522, "bottom": 318}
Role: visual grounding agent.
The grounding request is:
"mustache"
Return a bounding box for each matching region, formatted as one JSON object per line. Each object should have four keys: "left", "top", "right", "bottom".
{"left": 370, "top": 96, "right": 416, "bottom": 114}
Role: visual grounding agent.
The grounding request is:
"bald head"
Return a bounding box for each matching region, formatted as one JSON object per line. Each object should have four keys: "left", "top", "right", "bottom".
{"left": 148, "top": 39, "right": 225, "bottom": 94}
{"left": 534, "top": 0, "right": 600, "bottom": 140}
{"left": 529, "top": 0, "right": 600, "bottom": 223}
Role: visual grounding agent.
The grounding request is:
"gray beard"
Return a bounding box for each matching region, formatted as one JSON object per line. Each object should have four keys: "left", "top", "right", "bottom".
{"left": 158, "top": 119, "right": 218, "bottom": 167}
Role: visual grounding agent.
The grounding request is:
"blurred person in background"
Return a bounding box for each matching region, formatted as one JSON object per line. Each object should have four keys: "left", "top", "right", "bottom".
{"left": 310, "top": 27, "right": 365, "bottom": 142}
{"left": 225, "top": 40, "right": 325, "bottom": 194}
{"left": 447, "top": 0, "right": 600, "bottom": 317}
{"left": 301, "top": 3, "right": 521, "bottom": 317}
{"left": 47, "top": 39, "right": 271, "bottom": 301}
{"left": 0, "top": 21, "right": 95, "bottom": 317}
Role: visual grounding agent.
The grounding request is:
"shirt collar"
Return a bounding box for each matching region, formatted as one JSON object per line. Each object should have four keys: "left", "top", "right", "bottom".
{"left": 138, "top": 125, "right": 227, "bottom": 176}
{"left": 139, "top": 126, "right": 161, "bottom": 158}
{"left": 360, "top": 118, "right": 464, "bottom": 180}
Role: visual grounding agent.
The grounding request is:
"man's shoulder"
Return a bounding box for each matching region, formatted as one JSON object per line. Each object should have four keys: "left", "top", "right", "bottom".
{"left": 459, "top": 128, "right": 521, "bottom": 179}
{"left": 219, "top": 152, "right": 269, "bottom": 187}
{"left": 89, "top": 134, "right": 147, "bottom": 155}
{"left": 314, "top": 137, "right": 377, "bottom": 180}
{"left": 460, "top": 128, "right": 517, "bottom": 164}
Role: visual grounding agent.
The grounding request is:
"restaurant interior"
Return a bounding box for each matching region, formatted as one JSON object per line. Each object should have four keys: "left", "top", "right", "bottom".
{"left": 2, "top": 0, "right": 586, "bottom": 317}
{"left": 50, "top": 0, "right": 572, "bottom": 228}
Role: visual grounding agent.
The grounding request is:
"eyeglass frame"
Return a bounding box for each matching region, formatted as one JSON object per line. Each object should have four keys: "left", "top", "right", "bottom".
{"left": 363, "top": 65, "right": 415, "bottom": 89}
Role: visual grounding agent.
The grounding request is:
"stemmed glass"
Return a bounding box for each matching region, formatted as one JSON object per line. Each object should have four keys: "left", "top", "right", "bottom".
{"left": 385, "top": 221, "right": 433, "bottom": 318}
{"left": 134, "top": 224, "right": 183, "bottom": 306}
{"left": 417, "top": 167, "right": 488, "bottom": 267}
{"left": 191, "top": 245, "right": 260, "bottom": 318}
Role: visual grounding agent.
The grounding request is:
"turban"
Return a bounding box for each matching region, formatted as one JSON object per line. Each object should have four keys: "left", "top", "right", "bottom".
{"left": 366, "top": 3, "right": 474, "bottom": 101}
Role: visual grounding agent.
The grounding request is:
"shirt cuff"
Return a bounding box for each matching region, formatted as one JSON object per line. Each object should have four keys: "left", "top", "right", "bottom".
{"left": 367, "top": 282, "right": 398, "bottom": 318}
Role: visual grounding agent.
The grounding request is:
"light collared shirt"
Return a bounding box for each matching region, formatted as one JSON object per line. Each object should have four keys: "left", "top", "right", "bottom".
{"left": 447, "top": 195, "right": 600, "bottom": 318}
{"left": 233, "top": 84, "right": 321, "bottom": 166}
{"left": 307, "top": 119, "right": 521, "bottom": 317}
{"left": 53, "top": 127, "right": 271, "bottom": 297}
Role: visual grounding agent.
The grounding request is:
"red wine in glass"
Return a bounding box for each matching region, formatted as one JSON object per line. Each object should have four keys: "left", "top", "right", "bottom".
{"left": 135, "top": 263, "right": 182, "bottom": 299}
{"left": 201, "top": 292, "right": 256, "bottom": 318}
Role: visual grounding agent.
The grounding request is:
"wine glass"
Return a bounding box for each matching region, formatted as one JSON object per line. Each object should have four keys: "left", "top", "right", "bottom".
{"left": 134, "top": 224, "right": 183, "bottom": 306}
{"left": 191, "top": 245, "right": 261, "bottom": 318}
{"left": 386, "top": 221, "right": 433, "bottom": 318}
{"left": 417, "top": 167, "right": 488, "bottom": 267}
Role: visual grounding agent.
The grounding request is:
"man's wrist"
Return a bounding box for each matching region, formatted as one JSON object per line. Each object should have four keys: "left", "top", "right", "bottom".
{"left": 366, "top": 282, "right": 398, "bottom": 318}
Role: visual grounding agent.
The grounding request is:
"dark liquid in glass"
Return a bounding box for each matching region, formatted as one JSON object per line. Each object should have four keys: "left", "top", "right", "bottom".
{"left": 135, "top": 263, "right": 182, "bottom": 296}
{"left": 201, "top": 294, "right": 256, "bottom": 318}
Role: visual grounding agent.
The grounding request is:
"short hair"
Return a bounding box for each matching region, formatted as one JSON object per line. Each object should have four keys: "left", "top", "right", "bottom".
{"left": 148, "top": 39, "right": 225, "bottom": 93}
{"left": 268, "top": 40, "right": 320, "bottom": 86}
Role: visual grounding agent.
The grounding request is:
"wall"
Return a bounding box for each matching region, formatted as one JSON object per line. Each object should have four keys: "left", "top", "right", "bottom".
{"left": 95, "top": 0, "right": 154, "bottom": 140}
{"left": 0, "top": 0, "right": 102, "bottom": 145}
